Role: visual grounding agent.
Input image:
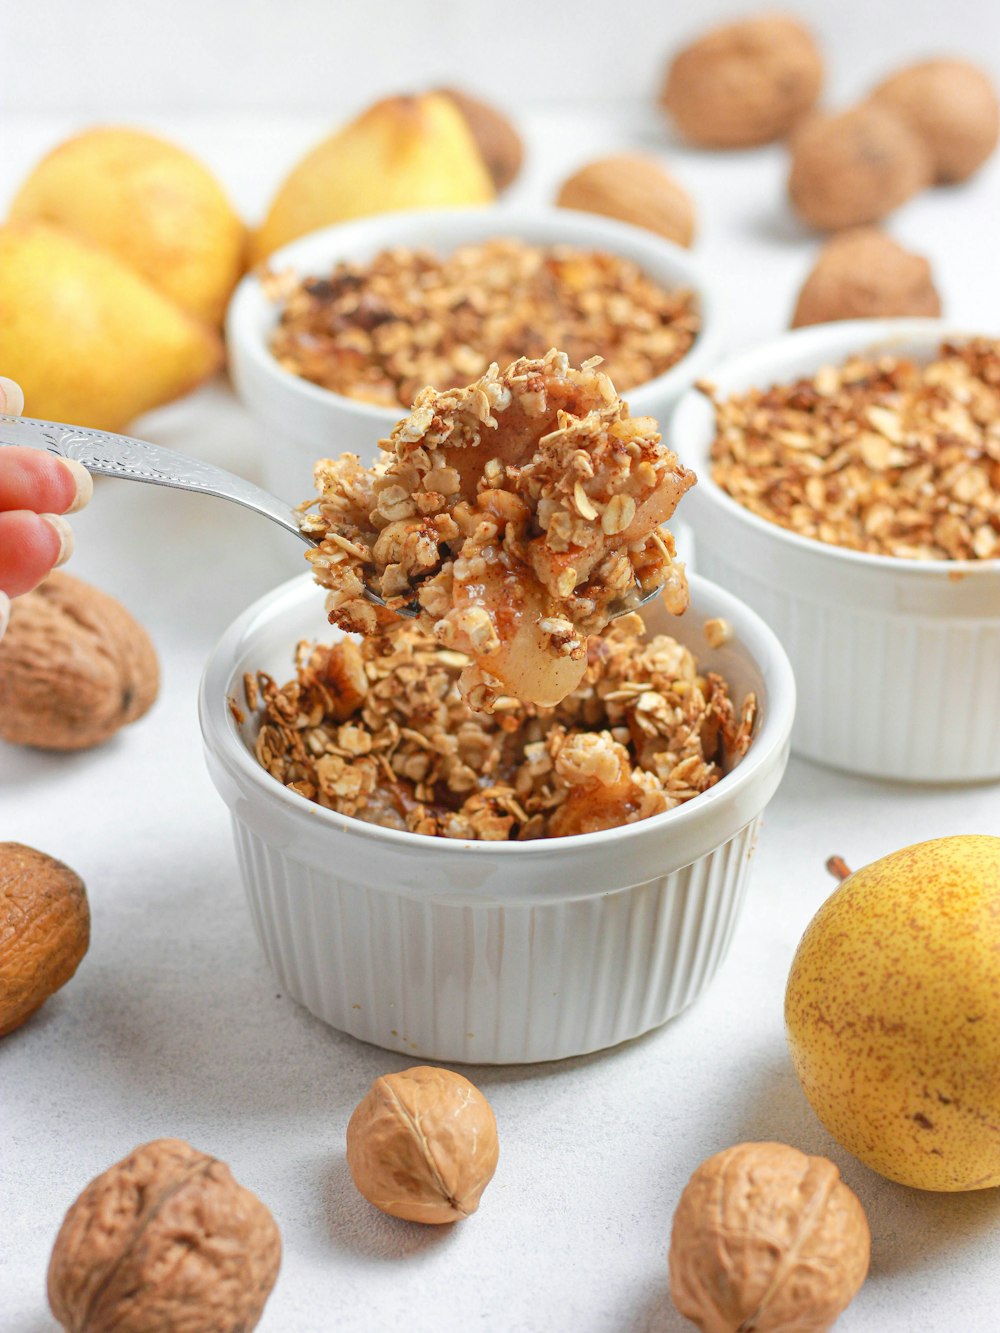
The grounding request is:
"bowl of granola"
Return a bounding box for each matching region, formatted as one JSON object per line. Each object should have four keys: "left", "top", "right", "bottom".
{"left": 199, "top": 569, "right": 793, "bottom": 1065}
{"left": 226, "top": 206, "right": 719, "bottom": 499}
{"left": 673, "top": 319, "right": 1000, "bottom": 782}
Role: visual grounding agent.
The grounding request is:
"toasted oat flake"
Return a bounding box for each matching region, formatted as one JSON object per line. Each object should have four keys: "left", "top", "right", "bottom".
{"left": 267, "top": 239, "right": 699, "bottom": 409}
{"left": 703, "top": 617, "right": 732, "bottom": 648}
{"left": 249, "top": 619, "right": 756, "bottom": 841}
{"left": 707, "top": 338, "right": 1000, "bottom": 561}
{"left": 303, "top": 350, "right": 696, "bottom": 712}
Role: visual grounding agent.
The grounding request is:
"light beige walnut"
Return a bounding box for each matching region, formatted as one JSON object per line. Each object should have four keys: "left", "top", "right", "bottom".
{"left": 661, "top": 16, "right": 823, "bottom": 148}
{"left": 48, "top": 1138, "right": 281, "bottom": 1333}
{"left": 0, "top": 842, "right": 89, "bottom": 1037}
{"left": 788, "top": 103, "right": 931, "bottom": 230}
{"left": 0, "top": 570, "right": 159, "bottom": 750}
{"left": 557, "top": 155, "right": 696, "bottom": 247}
{"left": 869, "top": 59, "right": 999, "bottom": 183}
{"left": 439, "top": 87, "right": 523, "bottom": 192}
{"left": 669, "top": 1142, "right": 870, "bottom": 1332}
{"left": 346, "top": 1065, "right": 499, "bottom": 1223}
{"left": 791, "top": 227, "right": 941, "bottom": 327}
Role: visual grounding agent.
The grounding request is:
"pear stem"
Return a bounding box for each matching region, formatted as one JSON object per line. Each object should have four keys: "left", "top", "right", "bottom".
{"left": 826, "top": 855, "right": 852, "bottom": 882}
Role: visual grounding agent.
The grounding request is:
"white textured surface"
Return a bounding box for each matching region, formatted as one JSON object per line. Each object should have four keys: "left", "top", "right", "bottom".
{"left": 232, "top": 818, "right": 760, "bottom": 1064}
{"left": 4, "top": 67, "right": 1000, "bottom": 1333}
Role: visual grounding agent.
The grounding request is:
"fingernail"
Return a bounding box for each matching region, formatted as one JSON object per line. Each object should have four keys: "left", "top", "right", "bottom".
{"left": 0, "top": 376, "right": 25, "bottom": 416}
{"left": 41, "top": 514, "right": 74, "bottom": 567}
{"left": 0, "top": 592, "right": 10, "bottom": 640}
{"left": 58, "top": 457, "right": 94, "bottom": 514}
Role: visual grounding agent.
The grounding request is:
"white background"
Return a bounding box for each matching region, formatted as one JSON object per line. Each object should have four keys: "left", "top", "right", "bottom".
{"left": 3, "top": 2, "right": 1000, "bottom": 1331}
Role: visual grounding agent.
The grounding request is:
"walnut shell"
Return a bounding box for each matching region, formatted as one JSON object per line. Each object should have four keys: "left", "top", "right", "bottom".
{"left": 0, "top": 570, "right": 159, "bottom": 750}
{"left": 346, "top": 1065, "right": 499, "bottom": 1223}
{"left": 869, "top": 59, "right": 1000, "bottom": 184}
{"left": 661, "top": 15, "right": 823, "bottom": 148}
{"left": 791, "top": 227, "right": 942, "bottom": 328}
{"left": 788, "top": 103, "right": 932, "bottom": 230}
{"left": 669, "top": 1142, "right": 870, "bottom": 1333}
{"left": 0, "top": 842, "right": 89, "bottom": 1037}
{"left": 556, "top": 154, "right": 696, "bottom": 248}
{"left": 48, "top": 1138, "right": 281, "bottom": 1333}
{"left": 439, "top": 87, "right": 523, "bottom": 192}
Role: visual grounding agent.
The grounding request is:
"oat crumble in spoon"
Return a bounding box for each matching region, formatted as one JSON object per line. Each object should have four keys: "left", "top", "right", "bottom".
{"left": 303, "top": 349, "right": 695, "bottom": 711}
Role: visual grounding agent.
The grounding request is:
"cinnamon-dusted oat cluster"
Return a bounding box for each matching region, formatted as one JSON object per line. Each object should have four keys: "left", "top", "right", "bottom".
{"left": 267, "top": 239, "right": 699, "bottom": 409}
{"left": 249, "top": 616, "right": 755, "bottom": 841}
{"left": 302, "top": 351, "right": 695, "bottom": 711}
{"left": 709, "top": 338, "right": 1000, "bottom": 560}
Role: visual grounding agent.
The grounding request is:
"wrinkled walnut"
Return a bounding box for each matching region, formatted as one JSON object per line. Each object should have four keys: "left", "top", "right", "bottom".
{"left": 661, "top": 15, "right": 823, "bottom": 147}
{"left": 48, "top": 1138, "right": 281, "bottom": 1333}
{"left": 669, "top": 1142, "right": 870, "bottom": 1332}
{"left": 788, "top": 103, "right": 931, "bottom": 230}
{"left": 346, "top": 1066, "right": 499, "bottom": 1223}
{"left": 557, "top": 155, "right": 696, "bottom": 248}
{"left": 439, "top": 87, "right": 523, "bottom": 191}
{"left": 0, "top": 842, "right": 89, "bottom": 1037}
{"left": 0, "top": 570, "right": 159, "bottom": 750}
{"left": 869, "top": 59, "right": 1000, "bottom": 183}
{"left": 791, "top": 227, "right": 941, "bottom": 327}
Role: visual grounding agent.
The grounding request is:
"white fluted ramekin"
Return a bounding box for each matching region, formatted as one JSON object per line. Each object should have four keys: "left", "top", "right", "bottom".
{"left": 673, "top": 319, "right": 1000, "bottom": 782}
{"left": 226, "top": 206, "right": 721, "bottom": 500}
{"left": 199, "top": 572, "right": 794, "bottom": 1064}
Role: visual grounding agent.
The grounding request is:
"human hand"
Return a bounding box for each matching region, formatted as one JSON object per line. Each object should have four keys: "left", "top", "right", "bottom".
{"left": 0, "top": 376, "right": 93, "bottom": 638}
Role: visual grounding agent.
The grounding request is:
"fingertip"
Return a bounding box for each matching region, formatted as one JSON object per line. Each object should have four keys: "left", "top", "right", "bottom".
{"left": 0, "top": 377, "right": 25, "bottom": 417}
{"left": 40, "top": 514, "right": 75, "bottom": 567}
{"left": 59, "top": 458, "right": 94, "bottom": 514}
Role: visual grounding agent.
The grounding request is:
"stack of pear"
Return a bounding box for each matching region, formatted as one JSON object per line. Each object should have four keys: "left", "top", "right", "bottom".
{"left": 3, "top": 127, "right": 245, "bottom": 431}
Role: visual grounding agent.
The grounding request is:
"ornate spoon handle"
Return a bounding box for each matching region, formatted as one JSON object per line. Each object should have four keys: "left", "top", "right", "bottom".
{"left": 0, "top": 414, "right": 309, "bottom": 544}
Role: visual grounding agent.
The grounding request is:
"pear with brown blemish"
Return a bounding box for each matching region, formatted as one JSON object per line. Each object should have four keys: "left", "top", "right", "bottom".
{"left": 785, "top": 835, "right": 1000, "bottom": 1191}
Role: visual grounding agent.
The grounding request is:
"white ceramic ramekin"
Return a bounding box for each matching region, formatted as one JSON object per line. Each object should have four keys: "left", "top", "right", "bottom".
{"left": 226, "top": 206, "right": 721, "bottom": 501}
{"left": 673, "top": 319, "right": 1000, "bottom": 782}
{"left": 199, "top": 572, "right": 794, "bottom": 1064}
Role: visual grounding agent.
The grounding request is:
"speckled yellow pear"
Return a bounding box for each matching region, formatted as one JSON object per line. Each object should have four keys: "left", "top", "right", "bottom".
{"left": 785, "top": 835, "right": 1000, "bottom": 1191}
{"left": 0, "top": 223, "right": 223, "bottom": 432}
{"left": 10, "top": 127, "right": 246, "bottom": 327}
{"left": 252, "top": 93, "right": 495, "bottom": 261}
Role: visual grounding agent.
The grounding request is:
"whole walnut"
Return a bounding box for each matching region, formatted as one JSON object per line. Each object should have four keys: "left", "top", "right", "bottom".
{"left": 439, "top": 87, "right": 523, "bottom": 191}
{"left": 669, "top": 1142, "right": 870, "bottom": 1333}
{"left": 346, "top": 1065, "right": 499, "bottom": 1223}
{"left": 48, "top": 1138, "right": 281, "bottom": 1333}
{"left": 0, "top": 570, "right": 158, "bottom": 750}
{"left": 0, "top": 842, "right": 89, "bottom": 1037}
{"left": 661, "top": 15, "right": 823, "bottom": 148}
{"left": 556, "top": 155, "right": 696, "bottom": 248}
{"left": 788, "top": 103, "right": 931, "bottom": 230}
{"left": 791, "top": 227, "right": 941, "bottom": 328}
{"left": 869, "top": 59, "right": 1000, "bottom": 183}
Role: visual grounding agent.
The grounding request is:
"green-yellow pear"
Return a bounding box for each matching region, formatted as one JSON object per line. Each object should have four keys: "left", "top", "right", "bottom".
{"left": 786, "top": 835, "right": 1000, "bottom": 1190}
{"left": 10, "top": 127, "right": 246, "bottom": 328}
{"left": 0, "top": 222, "right": 223, "bottom": 431}
{"left": 253, "top": 93, "right": 495, "bottom": 262}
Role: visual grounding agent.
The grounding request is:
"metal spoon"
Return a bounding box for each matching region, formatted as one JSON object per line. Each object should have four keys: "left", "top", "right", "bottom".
{"left": 0, "top": 414, "right": 662, "bottom": 619}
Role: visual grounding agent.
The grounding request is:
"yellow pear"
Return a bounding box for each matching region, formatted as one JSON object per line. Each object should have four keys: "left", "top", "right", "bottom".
{"left": 786, "top": 835, "right": 1000, "bottom": 1191}
{"left": 10, "top": 127, "right": 246, "bottom": 328}
{"left": 0, "top": 223, "right": 223, "bottom": 432}
{"left": 253, "top": 93, "right": 495, "bottom": 262}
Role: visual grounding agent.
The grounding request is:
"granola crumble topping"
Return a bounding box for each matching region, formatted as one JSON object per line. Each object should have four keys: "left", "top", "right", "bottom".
{"left": 249, "top": 616, "right": 756, "bottom": 841}
{"left": 301, "top": 350, "right": 695, "bottom": 711}
{"left": 708, "top": 338, "right": 1000, "bottom": 561}
{"left": 267, "top": 239, "right": 699, "bottom": 409}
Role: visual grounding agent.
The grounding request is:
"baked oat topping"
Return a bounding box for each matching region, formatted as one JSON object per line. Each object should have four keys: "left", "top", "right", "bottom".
{"left": 301, "top": 350, "right": 695, "bottom": 711}
{"left": 250, "top": 616, "right": 756, "bottom": 841}
{"left": 267, "top": 239, "right": 699, "bottom": 409}
{"left": 708, "top": 338, "right": 1000, "bottom": 560}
